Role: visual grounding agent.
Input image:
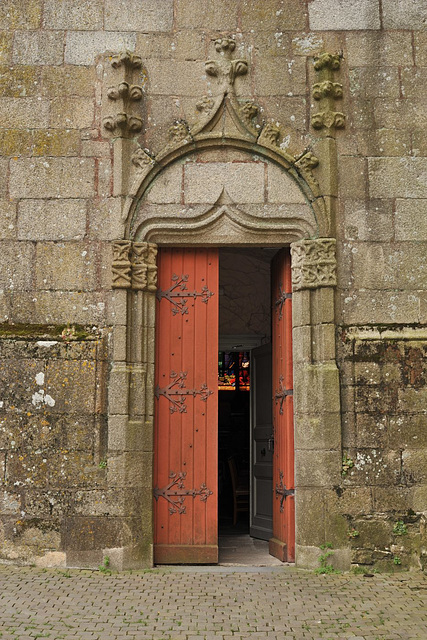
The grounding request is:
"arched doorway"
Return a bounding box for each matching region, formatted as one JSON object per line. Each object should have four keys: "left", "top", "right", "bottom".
{"left": 111, "top": 128, "right": 342, "bottom": 569}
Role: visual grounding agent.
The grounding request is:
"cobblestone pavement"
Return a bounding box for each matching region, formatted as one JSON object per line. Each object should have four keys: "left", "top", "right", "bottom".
{"left": 0, "top": 564, "right": 426, "bottom": 640}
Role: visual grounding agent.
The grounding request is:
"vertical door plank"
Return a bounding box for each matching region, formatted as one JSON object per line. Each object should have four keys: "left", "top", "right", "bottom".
{"left": 154, "top": 248, "right": 218, "bottom": 564}
{"left": 270, "top": 248, "right": 295, "bottom": 562}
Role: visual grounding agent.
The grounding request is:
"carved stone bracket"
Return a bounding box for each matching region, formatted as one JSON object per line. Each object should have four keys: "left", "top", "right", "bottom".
{"left": 291, "top": 238, "right": 337, "bottom": 291}
{"left": 311, "top": 52, "right": 345, "bottom": 132}
{"left": 112, "top": 240, "right": 157, "bottom": 290}
{"left": 102, "top": 50, "right": 144, "bottom": 137}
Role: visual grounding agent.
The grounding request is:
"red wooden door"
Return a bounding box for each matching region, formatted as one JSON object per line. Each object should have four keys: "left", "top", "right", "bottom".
{"left": 270, "top": 249, "right": 295, "bottom": 562}
{"left": 153, "top": 248, "right": 219, "bottom": 564}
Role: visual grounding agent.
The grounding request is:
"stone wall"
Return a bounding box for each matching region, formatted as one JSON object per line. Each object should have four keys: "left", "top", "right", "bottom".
{"left": 1, "top": 0, "right": 427, "bottom": 570}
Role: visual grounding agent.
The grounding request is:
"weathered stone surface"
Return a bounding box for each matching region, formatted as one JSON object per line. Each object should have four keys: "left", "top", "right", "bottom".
{"left": 382, "top": 0, "right": 427, "bottom": 29}
{"left": 241, "top": 0, "right": 306, "bottom": 31}
{"left": 64, "top": 31, "right": 137, "bottom": 65}
{"left": 50, "top": 98, "right": 95, "bottom": 129}
{"left": 18, "top": 200, "right": 87, "bottom": 241}
{"left": 369, "top": 157, "right": 427, "bottom": 199}
{"left": 0, "top": 0, "right": 42, "bottom": 30}
{"left": 341, "top": 290, "right": 420, "bottom": 325}
{"left": 0, "top": 200, "right": 17, "bottom": 240}
{"left": 175, "top": 0, "right": 239, "bottom": 29}
{"left": 0, "top": 241, "right": 34, "bottom": 291}
{"left": 43, "top": 0, "right": 103, "bottom": 29}
{"left": 105, "top": 0, "right": 174, "bottom": 31}
{"left": 10, "top": 158, "right": 95, "bottom": 199}
{"left": 35, "top": 242, "right": 98, "bottom": 291}
{"left": 12, "top": 30, "right": 64, "bottom": 65}
{"left": 41, "top": 66, "right": 96, "bottom": 98}
{"left": 0, "top": 98, "right": 49, "bottom": 128}
{"left": 184, "top": 162, "right": 265, "bottom": 204}
{"left": 345, "top": 31, "right": 413, "bottom": 67}
{"left": 0, "top": 32, "right": 13, "bottom": 64}
{"left": 309, "top": 0, "right": 380, "bottom": 30}
{"left": 267, "top": 163, "right": 306, "bottom": 204}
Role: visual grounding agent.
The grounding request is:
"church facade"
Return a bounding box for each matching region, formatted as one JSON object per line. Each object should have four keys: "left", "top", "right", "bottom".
{"left": 1, "top": 0, "right": 426, "bottom": 571}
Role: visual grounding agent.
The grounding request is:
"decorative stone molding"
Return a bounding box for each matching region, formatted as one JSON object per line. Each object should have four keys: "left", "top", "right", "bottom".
{"left": 295, "top": 151, "right": 320, "bottom": 191}
{"left": 111, "top": 51, "right": 142, "bottom": 70}
{"left": 313, "top": 52, "right": 341, "bottom": 72}
{"left": 131, "top": 147, "right": 155, "bottom": 170}
{"left": 311, "top": 52, "right": 345, "bottom": 132}
{"left": 112, "top": 240, "right": 132, "bottom": 288}
{"left": 102, "top": 50, "right": 144, "bottom": 138}
{"left": 311, "top": 111, "right": 345, "bottom": 130}
{"left": 125, "top": 34, "right": 331, "bottom": 238}
{"left": 312, "top": 81, "right": 343, "bottom": 101}
{"left": 258, "top": 122, "right": 281, "bottom": 147}
{"left": 291, "top": 238, "right": 336, "bottom": 291}
{"left": 112, "top": 241, "right": 157, "bottom": 291}
{"left": 169, "top": 120, "right": 191, "bottom": 143}
{"left": 204, "top": 37, "right": 248, "bottom": 92}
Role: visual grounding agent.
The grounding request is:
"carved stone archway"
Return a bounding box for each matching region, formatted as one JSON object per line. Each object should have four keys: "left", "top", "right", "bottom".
{"left": 105, "top": 39, "right": 348, "bottom": 570}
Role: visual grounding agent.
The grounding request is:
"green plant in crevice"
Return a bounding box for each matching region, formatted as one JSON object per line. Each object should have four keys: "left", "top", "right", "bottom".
{"left": 347, "top": 528, "right": 359, "bottom": 538}
{"left": 393, "top": 556, "right": 402, "bottom": 566}
{"left": 314, "top": 542, "right": 340, "bottom": 575}
{"left": 99, "top": 556, "right": 112, "bottom": 575}
{"left": 393, "top": 520, "right": 407, "bottom": 536}
{"left": 98, "top": 459, "right": 107, "bottom": 469}
{"left": 342, "top": 453, "right": 354, "bottom": 477}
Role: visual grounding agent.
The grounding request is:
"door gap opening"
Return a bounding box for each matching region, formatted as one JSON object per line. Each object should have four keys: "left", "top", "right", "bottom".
{"left": 218, "top": 248, "right": 274, "bottom": 548}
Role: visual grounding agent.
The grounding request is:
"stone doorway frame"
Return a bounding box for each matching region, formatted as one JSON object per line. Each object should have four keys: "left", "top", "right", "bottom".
{"left": 107, "top": 129, "right": 346, "bottom": 570}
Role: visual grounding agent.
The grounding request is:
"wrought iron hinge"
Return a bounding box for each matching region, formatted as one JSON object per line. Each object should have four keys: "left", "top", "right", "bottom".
{"left": 274, "top": 375, "right": 293, "bottom": 415}
{"left": 156, "top": 273, "right": 214, "bottom": 315}
{"left": 275, "top": 284, "right": 292, "bottom": 320}
{"left": 153, "top": 471, "right": 213, "bottom": 515}
{"left": 275, "top": 471, "right": 295, "bottom": 513}
{"left": 155, "top": 371, "right": 213, "bottom": 414}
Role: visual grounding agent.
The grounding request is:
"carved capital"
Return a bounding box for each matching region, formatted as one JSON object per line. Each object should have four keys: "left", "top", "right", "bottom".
{"left": 291, "top": 238, "right": 336, "bottom": 291}
{"left": 112, "top": 240, "right": 132, "bottom": 288}
{"left": 112, "top": 241, "right": 158, "bottom": 291}
{"left": 146, "top": 243, "right": 158, "bottom": 292}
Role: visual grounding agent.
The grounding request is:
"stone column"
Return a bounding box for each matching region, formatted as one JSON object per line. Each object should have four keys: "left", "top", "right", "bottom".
{"left": 106, "top": 240, "right": 157, "bottom": 570}
{"left": 291, "top": 238, "right": 349, "bottom": 570}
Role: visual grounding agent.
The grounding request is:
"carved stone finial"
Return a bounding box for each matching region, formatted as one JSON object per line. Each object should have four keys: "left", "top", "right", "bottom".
{"left": 313, "top": 52, "right": 341, "bottom": 72}
{"left": 204, "top": 36, "right": 248, "bottom": 93}
{"left": 111, "top": 51, "right": 142, "bottom": 70}
{"left": 311, "top": 52, "right": 345, "bottom": 132}
{"left": 214, "top": 37, "right": 236, "bottom": 56}
{"left": 291, "top": 239, "right": 336, "bottom": 291}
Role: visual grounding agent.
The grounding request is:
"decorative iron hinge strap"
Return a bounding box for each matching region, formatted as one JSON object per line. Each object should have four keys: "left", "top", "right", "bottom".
{"left": 153, "top": 471, "right": 213, "bottom": 515}
{"left": 274, "top": 375, "right": 293, "bottom": 415}
{"left": 275, "top": 471, "right": 295, "bottom": 513}
{"left": 155, "top": 371, "right": 213, "bottom": 414}
{"left": 156, "top": 274, "right": 214, "bottom": 315}
{"left": 275, "top": 284, "right": 292, "bottom": 321}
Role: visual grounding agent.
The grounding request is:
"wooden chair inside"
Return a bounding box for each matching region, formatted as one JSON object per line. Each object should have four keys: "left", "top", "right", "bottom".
{"left": 228, "top": 456, "right": 249, "bottom": 526}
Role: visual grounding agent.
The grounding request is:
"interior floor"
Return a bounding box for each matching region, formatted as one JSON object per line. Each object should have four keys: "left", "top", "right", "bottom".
{"left": 218, "top": 535, "right": 283, "bottom": 566}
